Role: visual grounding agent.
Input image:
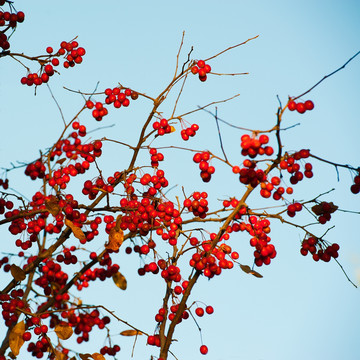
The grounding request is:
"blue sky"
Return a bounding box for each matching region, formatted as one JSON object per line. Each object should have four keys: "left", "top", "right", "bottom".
{"left": 1, "top": 1, "right": 360, "bottom": 360}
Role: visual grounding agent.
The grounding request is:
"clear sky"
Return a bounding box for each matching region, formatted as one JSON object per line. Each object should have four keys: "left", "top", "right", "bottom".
{"left": 1, "top": 1, "right": 360, "bottom": 360}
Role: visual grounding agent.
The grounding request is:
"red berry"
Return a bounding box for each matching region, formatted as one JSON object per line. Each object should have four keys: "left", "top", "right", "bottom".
{"left": 304, "top": 100, "right": 314, "bottom": 110}
{"left": 200, "top": 345, "right": 208, "bottom": 355}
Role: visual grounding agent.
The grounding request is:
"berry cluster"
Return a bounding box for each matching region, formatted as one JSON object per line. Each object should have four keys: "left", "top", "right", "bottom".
{"left": 279, "top": 149, "right": 313, "bottom": 185}
{"left": 189, "top": 240, "right": 234, "bottom": 279}
{"left": 183, "top": 191, "right": 209, "bottom": 218}
{"left": 181, "top": 123, "right": 199, "bottom": 141}
{"left": 300, "top": 236, "right": 339, "bottom": 262}
{"left": 233, "top": 159, "right": 266, "bottom": 188}
{"left": 193, "top": 151, "right": 215, "bottom": 183}
{"left": 350, "top": 171, "right": 360, "bottom": 194}
{"left": 82, "top": 176, "right": 115, "bottom": 200}
{"left": 0, "top": 289, "right": 27, "bottom": 327}
{"left": 149, "top": 148, "right": 164, "bottom": 168}
{"left": 153, "top": 118, "right": 172, "bottom": 136}
{"left": 287, "top": 202, "right": 303, "bottom": 218}
{"left": 100, "top": 345, "right": 121, "bottom": 356}
{"left": 191, "top": 60, "right": 212, "bottom": 82}
{"left": 20, "top": 41, "right": 86, "bottom": 86}
{"left": 25, "top": 159, "right": 46, "bottom": 180}
{"left": 0, "top": 178, "right": 9, "bottom": 189}
{"left": 288, "top": 99, "right": 314, "bottom": 114}
{"left": 0, "top": 198, "right": 13, "bottom": 215}
{"left": 86, "top": 87, "right": 138, "bottom": 121}
{"left": 247, "top": 217, "right": 276, "bottom": 266}
{"left": 0, "top": 7, "right": 25, "bottom": 50}
{"left": 240, "top": 134, "right": 274, "bottom": 158}
{"left": 311, "top": 201, "right": 338, "bottom": 224}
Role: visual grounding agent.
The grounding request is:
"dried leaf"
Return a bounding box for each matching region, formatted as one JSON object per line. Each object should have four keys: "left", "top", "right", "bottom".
{"left": 55, "top": 323, "right": 73, "bottom": 340}
{"left": 312, "top": 202, "right": 338, "bottom": 215}
{"left": 79, "top": 354, "right": 92, "bottom": 360}
{"left": 113, "top": 271, "right": 127, "bottom": 290}
{"left": 45, "top": 195, "right": 61, "bottom": 216}
{"left": 9, "top": 320, "right": 25, "bottom": 356}
{"left": 106, "top": 227, "right": 124, "bottom": 251}
{"left": 120, "top": 329, "right": 143, "bottom": 336}
{"left": 170, "top": 126, "right": 176, "bottom": 133}
{"left": 249, "top": 270, "right": 263, "bottom": 278}
{"left": 65, "top": 219, "right": 86, "bottom": 241}
{"left": 91, "top": 353, "right": 106, "bottom": 360}
{"left": 10, "top": 264, "right": 26, "bottom": 282}
{"left": 239, "top": 264, "right": 251, "bottom": 274}
{"left": 56, "top": 158, "right": 67, "bottom": 165}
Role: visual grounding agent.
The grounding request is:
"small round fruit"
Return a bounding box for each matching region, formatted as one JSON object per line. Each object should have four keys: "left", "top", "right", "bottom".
{"left": 200, "top": 345, "right": 208, "bottom": 355}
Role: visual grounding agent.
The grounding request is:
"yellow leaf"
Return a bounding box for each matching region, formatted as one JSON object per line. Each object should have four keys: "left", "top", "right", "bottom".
{"left": 9, "top": 321, "right": 25, "bottom": 356}
{"left": 55, "top": 323, "right": 73, "bottom": 340}
{"left": 10, "top": 264, "right": 26, "bottom": 282}
{"left": 45, "top": 195, "right": 61, "bottom": 216}
{"left": 106, "top": 227, "right": 124, "bottom": 251}
{"left": 120, "top": 329, "right": 143, "bottom": 336}
{"left": 170, "top": 126, "right": 176, "bottom": 133}
{"left": 65, "top": 219, "right": 86, "bottom": 241}
{"left": 54, "top": 350, "right": 67, "bottom": 360}
{"left": 112, "top": 272, "right": 127, "bottom": 290}
{"left": 91, "top": 353, "right": 106, "bottom": 360}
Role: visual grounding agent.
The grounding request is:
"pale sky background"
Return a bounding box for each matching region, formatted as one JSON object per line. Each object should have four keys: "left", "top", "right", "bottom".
{"left": 1, "top": 1, "right": 360, "bottom": 360}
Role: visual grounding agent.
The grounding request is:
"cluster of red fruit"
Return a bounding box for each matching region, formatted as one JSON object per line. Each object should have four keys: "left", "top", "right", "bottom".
{"left": 25, "top": 159, "right": 46, "bottom": 180}
{"left": 279, "top": 149, "right": 313, "bottom": 185}
{"left": 193, "top": 151, "right": 215, "bottom": 183}
{"left": 189, "top": 240, "right": 235, "bottom": 278}
{"left": 183, "top": 191, "right": 209, "bottom": 218}
{"left": 0, "top": 6, "right": 25, "bottom": 50}
{"left": 233, "top": 159, "right": 267, "bottom": 188}
{"left": 194, "top": 305, "right": 214, "bottom": 317}
{"left": 0, "top": 198, "right": 13, "bottom": 215}
{"left": 240, "top": 134, "right": 274, "bottom": 158}
{"left": 288, "top": 99, "right": 314, "bottom": 114}
{"left": 311, "top": 201, "right": 338, "bottom": 224}
{"left": 82, "top": 176, "right": 115, "bottom": 200}
{"left": 351, "top": 172, "right": 360, "bottom": 194}
{"left": 0, "top": 178, "right": 9, "bottom": 189}
{"left": 287, "top": 202, "right": 303, "bottom": 218}
{"left": 248, "top": 217, "right": 276, "bottom": 266}
{"left": 153, "top": 118, "right": 172, "bottom": 136}
{"left": 191, "top": 59, "right": 212, "bottom": 82}
{"left": 181, "top": 123, "right": 199, "bottom": 141}
{"left": 100, "top": 345, "right": 121, "bottom": 356}
{"left": 149, "top": 147, "right": 164, "bottom": 168}
{"left": 85, "top": 87, "right": 138, "bottom": 121}
{"left": 300, "top": 236, "right": 339, "bottom": 262}
{"left": 0, "top": 289, "right": 27, "bottom": 327}
{"left": 20, "top": 41, "right": 86, "bottom": 86}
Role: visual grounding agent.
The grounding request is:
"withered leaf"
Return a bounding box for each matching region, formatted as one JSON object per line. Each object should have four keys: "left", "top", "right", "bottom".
{"left": 312, "top": 202, "right": 338, "bottom": 215}
{"left": 91, "top": 354, "right": 106, "bottom": 360}
{"left": 45, "top": 195, "right": 61, "bottom": 216}
{"left": 65, "top": 219, "right": 86, "bottom": 241}
{"left": 9, "top": 320, "right": 25, "bottom": 356}
{"left": 239, "top": 264, "right": 251, "bottom": 274}
{"left": 56, "top": 158, "right": 67, "bottom": 165}
{"left": 113, "top": 271, "right": 127, "bottom": 290}
{"left": 10, "top": 264, "right": 26, "bottom": 282}
{"left": 240, "top": 264, "right": 263, "bottom": 278}
{"left": 249, "top": 269, "right": 263, "bottom": 278}
{"left": 120, "top": 329, "right": 143, "bottom": 336}
{"left": 55, "top": 323, "right": 73, "bottom": 340}
{"left": 106, "top": 227, "right": 124, "bottom": 251}
{"left": 79, "top": 354, "right": 92, "bottom": 360}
